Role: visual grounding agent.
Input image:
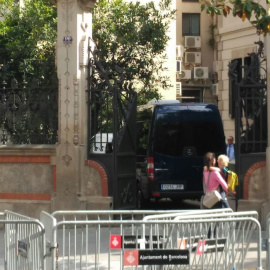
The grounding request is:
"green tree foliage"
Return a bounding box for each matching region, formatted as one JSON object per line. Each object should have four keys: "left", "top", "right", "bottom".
{"left": 0, "top": 0, "right": 57, "bottom": 84}
{"left": 0, "top": 0, "right": 58, "bottom": 144}
{"left": 92, "top": 0, "right": 176, "bottom": 105}
{"left": 200, "top": 0, "right": 270, "bottom": 35}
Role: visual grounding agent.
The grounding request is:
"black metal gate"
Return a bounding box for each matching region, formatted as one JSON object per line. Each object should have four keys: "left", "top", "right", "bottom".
{"left": 229, "top": 41, "right": 267, "bottom": 199}
{"left": 87, "top": 38, "right": 137, "bottom": 209}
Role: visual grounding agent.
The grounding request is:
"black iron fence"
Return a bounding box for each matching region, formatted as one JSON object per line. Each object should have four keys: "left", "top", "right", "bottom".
{"left": 0, "top": 64, "right": 58, "bottom": 145}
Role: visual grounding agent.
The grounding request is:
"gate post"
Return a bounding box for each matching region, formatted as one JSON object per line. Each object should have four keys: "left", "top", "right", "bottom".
{"left": 261, "top": 34, "right": 270, "bottom": 227}
{"left": 53, "top": 0, "right": 97, "bottom": 210}
{"left": 265, "top": 35, "right": 270, "bottom": 201}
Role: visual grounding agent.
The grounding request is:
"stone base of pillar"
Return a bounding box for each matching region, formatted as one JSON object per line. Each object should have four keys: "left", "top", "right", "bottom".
{"left": 237, "top": 199, "right": 266, "bottom": 229}
{"left": 261, "top": 199, "right": 270, "bottom": 231}
{"left": 79, "top": 196, "right": 113, "bottom": 210}
{"left": 0, "top": 199, "right": 52, "bottom": 219}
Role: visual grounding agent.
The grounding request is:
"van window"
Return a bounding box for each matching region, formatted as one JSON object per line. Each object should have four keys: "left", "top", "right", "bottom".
{"left": 153, "top": 108, "right": 224, "bottom": 157}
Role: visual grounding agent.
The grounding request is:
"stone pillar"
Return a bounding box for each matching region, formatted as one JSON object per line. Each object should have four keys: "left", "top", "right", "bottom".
{"left": 261, "top": 33, "right": 270, "bottom": 229}
{"left": 53, "top": 0, "right": 96, "bottom": 210}
{"left": 266, "top": 33, "right": 270, "bottom": 197}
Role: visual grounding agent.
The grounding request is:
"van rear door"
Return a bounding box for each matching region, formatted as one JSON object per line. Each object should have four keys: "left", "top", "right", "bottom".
{"left": 150, "top": 103, "right": 226, "bottom": 199}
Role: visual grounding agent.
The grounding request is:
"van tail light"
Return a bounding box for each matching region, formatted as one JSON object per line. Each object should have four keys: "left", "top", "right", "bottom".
{"left": 147, "top": 157, "right": 154, "bottom": 181}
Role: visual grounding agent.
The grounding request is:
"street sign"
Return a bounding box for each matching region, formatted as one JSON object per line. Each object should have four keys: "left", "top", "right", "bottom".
{"left": 124, "top": 249, "right": 189, "bottom": 266}
{"left": 123, "top": 235, "right": 163, "bottom": 249}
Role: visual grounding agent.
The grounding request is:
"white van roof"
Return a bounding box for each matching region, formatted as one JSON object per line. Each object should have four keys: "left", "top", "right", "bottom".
{"left": 148, "top": 99, "right": 180, "bottom": 105}
{"left": 137, "top": 100, "right": 180, "bottom": 111}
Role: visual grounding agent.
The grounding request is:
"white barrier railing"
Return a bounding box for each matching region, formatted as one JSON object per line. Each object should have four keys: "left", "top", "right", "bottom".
{"left": 39, "top": 210, "right": 262, "bottom": 270}
{"left": 3, "top": 210, "right": 46, "bottom": 270}
{"left": 0, "top": 209, "right": 264, "bottom": 270}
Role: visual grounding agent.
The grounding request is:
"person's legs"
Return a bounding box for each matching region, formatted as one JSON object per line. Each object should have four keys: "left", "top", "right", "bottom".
{"left": 220, "top": 191, "right": 230, "bottom": 208}
{"left": 208, "top": 201, "right": 222, "bottom": 238}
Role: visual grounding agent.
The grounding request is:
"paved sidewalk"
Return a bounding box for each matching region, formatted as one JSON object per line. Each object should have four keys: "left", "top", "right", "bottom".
{"left": 244, "top": 231, "right": 267, "bottom": 270}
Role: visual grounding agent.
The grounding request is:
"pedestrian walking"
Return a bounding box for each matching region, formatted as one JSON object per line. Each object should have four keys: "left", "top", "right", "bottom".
{"left": 226, "top": 136, "right": 235, "bottom": 161}
{"left": 203, "top": 152, "right": 228, "bottom": 209}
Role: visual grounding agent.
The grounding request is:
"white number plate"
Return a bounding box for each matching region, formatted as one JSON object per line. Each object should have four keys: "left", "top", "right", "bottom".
{"left": 161, "top": 184, "right": 184, "bottom": 190}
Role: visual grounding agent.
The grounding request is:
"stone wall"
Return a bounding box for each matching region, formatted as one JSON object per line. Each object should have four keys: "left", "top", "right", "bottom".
{"left": 0, "top": 146, "right": 56, "bottom": 218}
{"left": 0, "top": 145, "right": 113, "bottom": 218}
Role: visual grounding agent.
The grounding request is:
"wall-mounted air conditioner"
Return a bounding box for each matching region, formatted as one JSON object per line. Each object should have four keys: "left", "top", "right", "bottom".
{"left": 179, "top": 70, "right": 191, "bottom": 80}
{"left": 184, "top": 36, "right": 201, "bottom": 48}
{"left": 185, "top": 52, "right": 201, "bottom": 64}
{"left": 176, "top": 60, "right": 181, "bottom": 73}
{"left": 193, "top": 67, "right": 209, "bottom": 79}
{"left": 176, "top": 72, "right": 181, "bottom": 80}
{"left": 212, "top": 83, "right": 218, "bottom": 96}
{"left": 176, "top": 82, "right": 182, "bottom": 95}
{"left": 176, "top": 45, "right": 185, "bottom": 59}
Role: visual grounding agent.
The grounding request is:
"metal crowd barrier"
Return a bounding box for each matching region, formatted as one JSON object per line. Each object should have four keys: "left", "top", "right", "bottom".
{"left": 266, "top": 212, "right": 270, "bottom": 269}
{"left": 42, "top": 210, "right": 189, "bottom": 270}
{"left": 2, "top": 210, "right": 46, "bottom": 270}
{"left": 39, "top": 210, "right": 262, "bottom": 270}
{"left": 50, "top": 210, "right": 189, "bottom": 222}
{"left": 146, "top": 211, "right": 260, "bottom": 270}
{"left": 142, "top": 208, "right": 234, "bottom": 221}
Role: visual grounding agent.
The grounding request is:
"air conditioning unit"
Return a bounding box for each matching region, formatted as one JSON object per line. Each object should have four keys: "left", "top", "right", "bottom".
{"left": 176, "top": 60, "right": 181, "bottom": 72}
{"left": 212, "top": 83, "right": 219, "bottom": 96}
{"left": 176, "top": 45, "right": 185, "bottom": 59}
{"left": 184, "top": 36, "right": 201, "bottom": 48}
{"left": 176, "top": 82, "right": 182, "bottom": 95}
{"left": 176, "top": 72, "right": 182, "bottom": 80}
{"left": 179, "top": 70, "right": 191, "bottom": 80}
{"left": 185, "top": 52, "right": 201, "bottom": 64}
{"left": 193, "top": 67, "right": 209, "bottom": 79}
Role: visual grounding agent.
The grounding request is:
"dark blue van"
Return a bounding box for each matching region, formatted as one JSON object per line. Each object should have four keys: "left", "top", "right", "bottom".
{"left": 136, "top": 101, "right": 226, "bottom": 207}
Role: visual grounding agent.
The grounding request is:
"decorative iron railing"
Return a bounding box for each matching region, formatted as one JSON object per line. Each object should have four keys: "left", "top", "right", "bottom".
{"left": 229, "top": 40, "right": 267, "bottom": 154}
{"left": 0, "top": 64, "right": 58, "bottom": 145}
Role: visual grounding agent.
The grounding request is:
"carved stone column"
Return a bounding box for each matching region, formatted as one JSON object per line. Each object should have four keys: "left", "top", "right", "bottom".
{"left": 53, "top": 0, "right": 96, "bottom": 210}
{"left": 261, "top": 34, "right": 270, "bottom": 229}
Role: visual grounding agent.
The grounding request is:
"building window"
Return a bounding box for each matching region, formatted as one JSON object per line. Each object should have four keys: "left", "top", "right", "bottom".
{"left": 182, "top": 13, "right": 200, "bottom": 36}
{"left": 181, "top": 89, "right": 202, "bottom": 103}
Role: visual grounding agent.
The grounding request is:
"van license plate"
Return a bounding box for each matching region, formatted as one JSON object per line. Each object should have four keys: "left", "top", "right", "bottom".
{"left": 161, "top": 184, "right": 184, "bottom": 190}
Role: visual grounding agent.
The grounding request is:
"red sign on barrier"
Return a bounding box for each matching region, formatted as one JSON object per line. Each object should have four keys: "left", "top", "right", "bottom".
{"left": 196, "top": 239, "right": 226, "bottom": 255}
{"left": 110, "top": 235, "right": 122, "bottom": 249}
{"left": 124, "top": 250, "right": 139, "bottom": 266}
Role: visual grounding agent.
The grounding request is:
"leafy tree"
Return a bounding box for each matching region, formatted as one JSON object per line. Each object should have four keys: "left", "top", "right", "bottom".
{"left": 200, "top": 0, "right": 270, "bottom": 35}
{"left": 0, "top": 0, "right": 57, "bottom": 144}
{"left": 0, "top": 0, "right": 57, "bottom": 84}
{"left": 92, "top": 0, "right": 176, "bottom": 105}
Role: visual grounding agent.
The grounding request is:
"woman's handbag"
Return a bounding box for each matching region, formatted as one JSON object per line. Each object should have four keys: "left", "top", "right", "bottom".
{"left": 201, "top": 172, "right": 222, "bottom": 209}
{"left": 202, "top": 190, "right": 222, "bottom": 208}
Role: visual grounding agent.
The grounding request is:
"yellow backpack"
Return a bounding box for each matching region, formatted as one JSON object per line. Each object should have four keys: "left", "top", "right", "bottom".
{"left": 227, "top": 170, "right": 238, "bottom": 194}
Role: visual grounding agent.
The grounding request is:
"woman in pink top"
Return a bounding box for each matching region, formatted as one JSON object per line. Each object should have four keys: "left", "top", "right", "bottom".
{"left": 203, "top": 152, "right": 228, "bottom": 208}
